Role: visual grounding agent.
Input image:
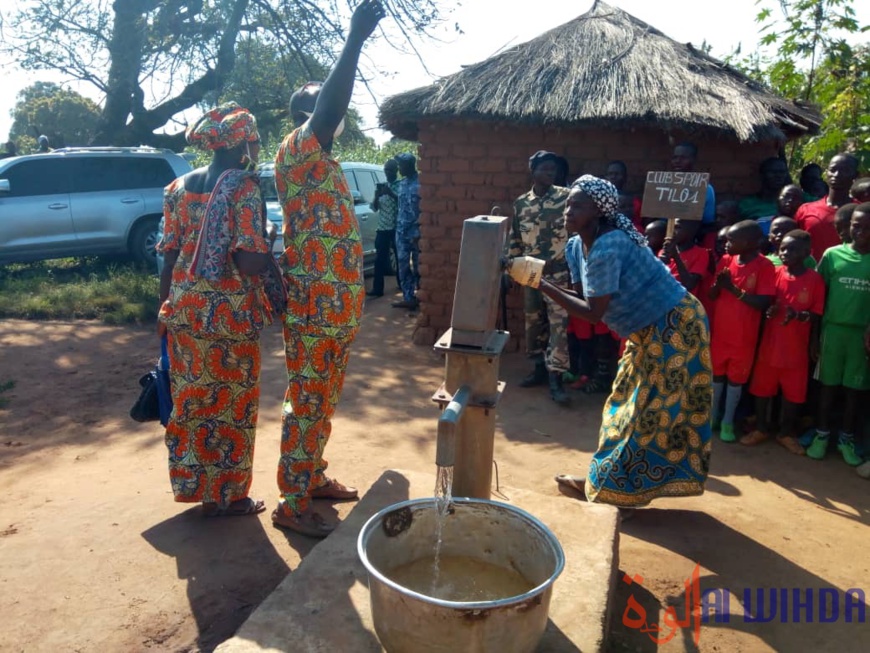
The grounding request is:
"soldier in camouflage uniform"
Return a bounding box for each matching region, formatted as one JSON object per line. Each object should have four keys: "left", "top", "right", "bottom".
{"left": 510, "top": 151, "right": 571, "bottom": 405}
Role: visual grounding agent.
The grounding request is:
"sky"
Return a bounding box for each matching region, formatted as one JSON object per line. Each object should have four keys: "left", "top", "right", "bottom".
{"left": 1, "top": 0, "right": 867, "bottom": 145}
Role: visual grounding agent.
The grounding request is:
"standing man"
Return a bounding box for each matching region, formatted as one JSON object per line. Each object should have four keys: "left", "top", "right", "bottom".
{"left": 368, "top": 158, "right": 399, "bottom": 298}
{"left": 36, "top": 135, "right": 53, "bottom": 153}
{"left": 510, "top": 150, "right": 571, "bottom": 406}
{"left": 795, "top": 153, "right": 859, "bottom": 261}
{"left": 392, "top": 153, "right": 421, "bottom": 310}
{"left": 272, "top": 0, "right": 384, "bottom": 538}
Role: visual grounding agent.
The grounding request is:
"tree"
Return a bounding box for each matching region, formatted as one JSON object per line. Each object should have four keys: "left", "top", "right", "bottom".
{"left": 743, "top": 0, "right": 870, "bottom": 168}
{"left": 3, "top": 0, "right": 449, "bottom": 150}
{"left": 9, "top": 82, "right": 102, "bottom": 148}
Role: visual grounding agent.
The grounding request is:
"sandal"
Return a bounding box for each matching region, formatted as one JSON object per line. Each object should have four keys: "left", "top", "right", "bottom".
{"left": 271, "top": 506, "right": 336, "bottom": 539}
{"left": 739, "top": 430, "right": 769, "bottom": 447}
{"left": 202, "top": 497, "right": 266, "bottom": 518}
{"left": 311, "top": 477, "right": 358, "bottom": 501}
{"left": 777, "top": 435, "right": 806, "bottom": 456}
{"left": 555, "top": 474, "right": 588, "bottom": 500}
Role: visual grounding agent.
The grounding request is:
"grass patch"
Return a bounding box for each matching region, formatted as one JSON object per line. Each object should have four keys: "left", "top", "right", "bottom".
{"left": 0, "top": 258, "right": 160, "bottom": 324}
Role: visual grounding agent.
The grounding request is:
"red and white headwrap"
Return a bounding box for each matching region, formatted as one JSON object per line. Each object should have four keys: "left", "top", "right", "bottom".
{"left": 186, "top": 102, "right": 259, "bottom": 151}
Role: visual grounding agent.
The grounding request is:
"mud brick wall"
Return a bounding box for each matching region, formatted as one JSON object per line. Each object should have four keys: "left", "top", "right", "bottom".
{"left": 411, "top": 118, "right": 780, "bottom": 347}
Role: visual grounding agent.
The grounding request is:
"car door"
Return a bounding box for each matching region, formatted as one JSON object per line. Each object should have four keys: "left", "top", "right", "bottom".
{"left": 351, "top": 169, "right": 379, "bottom": 259}
{"left": 69, "top": 156, "right": 145, "bottom": 253}
{"left": 0, "top": 158, "right": 74, "bottom": 263}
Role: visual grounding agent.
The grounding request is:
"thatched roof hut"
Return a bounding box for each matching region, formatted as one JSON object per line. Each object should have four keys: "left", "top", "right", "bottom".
{"left": 380, "top": 0, "right": 820, "bottom": 143}
{"left": 377, "top": 1, "right": 822, "bottom": 347}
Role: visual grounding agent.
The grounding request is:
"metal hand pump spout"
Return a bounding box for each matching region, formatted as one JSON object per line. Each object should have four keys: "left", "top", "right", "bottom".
{"left": 435, "top": 385, "right": 471, "bottom": 468}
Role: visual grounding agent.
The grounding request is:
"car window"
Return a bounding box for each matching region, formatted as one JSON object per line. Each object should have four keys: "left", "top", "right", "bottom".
{"left": 72, "top": 157, "right": 177, "bottom": 193}
{"left": 0, "top": 159, "right": 71, "bottom": 196}
{"left": 344, "top": 170, "right": 359, "bottom": 194}
{"left": 354, "top": 170, "right": 377, "bottom": 204}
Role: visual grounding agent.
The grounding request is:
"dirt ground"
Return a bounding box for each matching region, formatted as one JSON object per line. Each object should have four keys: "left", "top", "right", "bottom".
{"left": 1, "top": 293, "right": 868, "bottom": 653}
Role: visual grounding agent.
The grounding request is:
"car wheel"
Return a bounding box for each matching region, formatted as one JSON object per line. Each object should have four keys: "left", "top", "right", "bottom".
{"left": 129, "top": 218, "right": 160, "bottom": 268}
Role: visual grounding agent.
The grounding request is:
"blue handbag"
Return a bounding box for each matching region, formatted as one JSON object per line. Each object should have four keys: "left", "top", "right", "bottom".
{"left": 130, "top": 336, "right": 173, "bottom": 426}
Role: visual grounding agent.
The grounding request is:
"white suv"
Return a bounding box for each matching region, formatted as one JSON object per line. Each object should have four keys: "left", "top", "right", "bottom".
{"left": 0, "top": 147, "right": 191, "bottom": 267}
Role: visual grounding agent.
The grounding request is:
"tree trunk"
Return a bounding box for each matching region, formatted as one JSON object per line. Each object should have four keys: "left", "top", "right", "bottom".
{"left": 91, "top": 0, "right": 149, "bottom": 145}
{"left": 92, "top": 0, "right": 250, "bottom": 149}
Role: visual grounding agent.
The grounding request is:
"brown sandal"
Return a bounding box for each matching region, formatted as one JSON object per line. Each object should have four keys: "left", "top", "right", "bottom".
{"left": 739, "top": 430, "right": 770, "bottom": 446}
{"left": 777, "top": 435, "right": 806, "bottom": 456}
{"left": 310, "top": 477, "right": 359, "bottom": 501}
{"left": 271, "top": 506, "right": 336, "bottom": 539}
{"left": 555, "top": 474, "right": 588, "bottom": 500}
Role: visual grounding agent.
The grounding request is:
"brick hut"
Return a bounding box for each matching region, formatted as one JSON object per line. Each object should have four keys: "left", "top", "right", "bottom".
{"left": 378, "top": 0, "right": 820, "bottom": 347}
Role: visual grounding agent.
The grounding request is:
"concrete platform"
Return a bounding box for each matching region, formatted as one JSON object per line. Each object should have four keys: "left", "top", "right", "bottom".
{"left": 216, "top": 469, "right": 620, "bottom": 653}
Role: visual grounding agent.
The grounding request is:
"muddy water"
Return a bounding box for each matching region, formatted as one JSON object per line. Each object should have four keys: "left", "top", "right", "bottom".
{"left": 386, "top": 555, "right": 535, "bottom": 602}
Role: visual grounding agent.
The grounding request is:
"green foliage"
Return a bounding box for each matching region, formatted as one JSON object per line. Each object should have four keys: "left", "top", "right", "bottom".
{"left": 0, "top": 258, "right": 160, "bottom": 325}
{"left": 333, "top": 139, "right": 419, "bottom": 165}
{"left": 8, "top": 82, "right": 101, "bottom": 147}
{"left": 737, "top": 0, "right": 870, "bottom": 170}
{"left": 3, "top": 1, "right": 452, "bottom": 148}
{"left": 208, "top": 37, "right": 329, "bottom": 143}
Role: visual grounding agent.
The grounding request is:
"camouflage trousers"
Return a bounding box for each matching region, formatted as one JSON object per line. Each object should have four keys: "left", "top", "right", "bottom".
{"left": 523, "top": 273, "right": 569, "bottom": 374}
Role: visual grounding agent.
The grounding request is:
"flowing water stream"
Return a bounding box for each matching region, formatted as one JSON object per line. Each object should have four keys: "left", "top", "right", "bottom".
{"left": 431, "top": 465, "right": 454, "bottom": 592}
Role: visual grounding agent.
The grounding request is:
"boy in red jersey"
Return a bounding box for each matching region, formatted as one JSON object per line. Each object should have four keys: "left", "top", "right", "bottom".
{"left": 709, "top": 221, "right": 776, "bottom": 442}
{"left": 766, "top": 216, "right": 817, "bottom": 268}
{"left": 659, "top": 218, "right": 712, "bottom": 298}
{"left": 742, "top": 231, "right": 825, "bottom": 453}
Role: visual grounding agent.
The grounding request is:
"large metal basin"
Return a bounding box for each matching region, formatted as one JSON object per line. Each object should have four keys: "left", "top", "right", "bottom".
{"left": 357, "top": 497, "right": 564, "bottom": 653}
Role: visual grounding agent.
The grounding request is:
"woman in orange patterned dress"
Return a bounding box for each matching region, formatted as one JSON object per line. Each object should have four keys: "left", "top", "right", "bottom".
{"left": 157, "top": 103, "right": 277, "bottom": 517}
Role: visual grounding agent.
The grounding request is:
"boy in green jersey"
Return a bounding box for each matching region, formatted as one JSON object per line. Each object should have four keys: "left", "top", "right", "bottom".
{"left": 808, "top": 203, "right": 870, "bottom": 466}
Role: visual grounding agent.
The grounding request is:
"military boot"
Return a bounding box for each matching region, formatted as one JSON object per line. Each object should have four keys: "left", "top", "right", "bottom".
{"left": 519, "top": 361, "right": 548, "bottom": 387}
{"left": 549, "top": 372, "right": 570, "bottom": 406}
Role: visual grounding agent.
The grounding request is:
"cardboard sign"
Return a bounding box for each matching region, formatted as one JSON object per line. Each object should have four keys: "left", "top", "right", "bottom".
{"left": 641, "top": 171, "right": 710, "bottom": 221}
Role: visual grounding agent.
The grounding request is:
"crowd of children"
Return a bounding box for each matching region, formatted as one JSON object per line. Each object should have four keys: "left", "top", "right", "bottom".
{"left": 561, "top": 156, "right": 870, "bottom": 478}
{"left": 660, "top": 174, "right": 870, "bottom": 476}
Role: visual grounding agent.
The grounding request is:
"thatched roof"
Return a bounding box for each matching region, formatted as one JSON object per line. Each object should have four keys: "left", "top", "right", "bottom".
{"left": 379, "top": 1, "right": 821, "bottom": 143}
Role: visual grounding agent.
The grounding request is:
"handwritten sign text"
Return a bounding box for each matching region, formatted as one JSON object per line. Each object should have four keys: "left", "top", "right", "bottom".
{"left": 641, "top": 171, "right": 710, "bottom": 221}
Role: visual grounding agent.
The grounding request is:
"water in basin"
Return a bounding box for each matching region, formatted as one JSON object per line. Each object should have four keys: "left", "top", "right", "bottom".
{"left": 386, "top": 554, "right": 535, "bottom": 602}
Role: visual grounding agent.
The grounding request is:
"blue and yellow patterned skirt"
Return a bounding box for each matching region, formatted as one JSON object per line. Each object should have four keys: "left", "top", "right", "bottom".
{"left": 586, "top": 294, "right": 712, "bottom": 508}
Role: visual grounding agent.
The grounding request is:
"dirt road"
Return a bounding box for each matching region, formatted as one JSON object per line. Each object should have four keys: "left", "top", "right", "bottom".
{"left": 1, "top": 297, "right": 868, "bottom": 652}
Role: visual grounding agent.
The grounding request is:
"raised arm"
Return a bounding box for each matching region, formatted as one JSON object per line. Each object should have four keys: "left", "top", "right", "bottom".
{"left": 310, "top": 0, "right": 384, "bottom": 149}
